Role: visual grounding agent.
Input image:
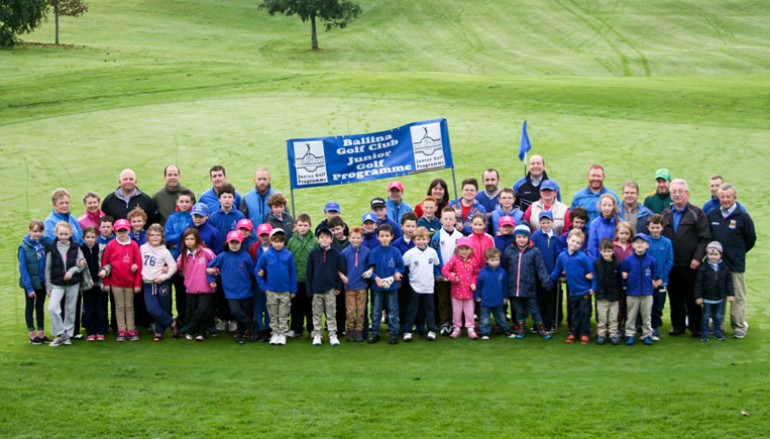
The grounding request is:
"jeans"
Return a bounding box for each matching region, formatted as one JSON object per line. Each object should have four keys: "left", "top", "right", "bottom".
{"left": 371, "top": 289, "right": 398, "bottom": 335}
{"left": 702, "top": 300, "right": 724, "bottom": 338}
{"left": 252, "top": 288, "right": 270, "bottom": 332}
{"left": 403, "top": 291, "right": 435, "bottom": 333}
{"left": 479, "top": 305, "right": 509, "bottom": 335}
{"left": 144, "top": 282, "right": 173, "bottom": 333}
{"left": 512, "top": 296, "right": 542, "bottom": 324}
{"left": 651, "top": 286, "right": 667, "bottom": 330}
{"left": 24, "top": 288, "right": 46, "bottom": 332}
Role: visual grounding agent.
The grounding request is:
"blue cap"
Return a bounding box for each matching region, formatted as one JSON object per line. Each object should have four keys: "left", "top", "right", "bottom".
{"left": 316, "top": 227, "right": 333, "bottom": 237}
{"left": 362, "top": 212, "right": 377, "bottom": 223}
{"left": 632, "top": 233, "right": 649, "bottom": 243}
{"left": 540, "top": 179, "right": 557, "bottom": 191}
{"left": 324, "top": 201, "right": 341, "bottom": 212}
{"left": 538, "top": 210, "right": 553, "bottom": 221}
{"left": 191, "top": 203, "right": 209, "bottom": 216}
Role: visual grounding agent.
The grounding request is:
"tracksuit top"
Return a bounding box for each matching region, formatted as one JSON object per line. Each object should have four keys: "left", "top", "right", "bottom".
{"left": 256, "top": 247, "right": 298, "bottom": 294}
{"left": 102, "top": 238, "right": 142, "bottom": 289}
{"left": 367, "top": 245, "right": 404, "bottom": 293}
{"left": 208, "top": 209, "right": 245, "bottom": 246}
{"left": 341, "top": 245, "right": 370, "bottom": 291}
{"left": 468, "top": 232, "right": 495, "bottom": 270}
{"left": 195, "top": 222, "right": 222, "bottom": 255}
{"left": 647, "top": 235, "right": 674, "bottom": 285}
{"left": 620, "top": 252, "right": 658, "bottom": 297}
{"left": 207, "top": 250, "right": 254, "bottom": 300}
{"left": 164, "top": 211, "right": 193, "bottom": 259}
{"left": 475, "top": 265, "right": 508, "bottom": 307}
{"left": 306, "top": 246, "right": 346, "bottom": 295}
{"left": 430, "top": 227, "right": 463, "bottom": 268}
{"left": 140, "top": 243, "right": 178, "bottom": 283}
{"left": 550, "top": 249, "right": 594, "bottom": 297}
{"left": 177, "top": 246, "right": 216, "bottom": 293}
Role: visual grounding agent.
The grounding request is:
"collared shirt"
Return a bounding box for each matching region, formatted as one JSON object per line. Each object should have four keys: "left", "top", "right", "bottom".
{"left": 671, "top": 203, "right": 688, "bottom": 233}
{"left": 720, "top": 203, "right": 737, "bottom": 218}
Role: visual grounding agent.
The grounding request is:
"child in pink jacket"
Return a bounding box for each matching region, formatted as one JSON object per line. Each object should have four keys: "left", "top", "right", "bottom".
{"left": 176, "top": 228, "right": 216, "bottom": 341}
{"left": 441, "top": 237, "right": 480, "bottom": 339}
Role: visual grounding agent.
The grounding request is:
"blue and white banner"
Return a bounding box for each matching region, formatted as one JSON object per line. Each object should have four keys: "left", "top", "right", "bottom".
{"left": 287, "top": 118, "right": 453, "bottom": 189}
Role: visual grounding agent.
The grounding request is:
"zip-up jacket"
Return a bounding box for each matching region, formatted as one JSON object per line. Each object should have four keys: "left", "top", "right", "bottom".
{"left": 207, "top": 250, "right": 254, "bottom": 300}
{"left": 306, "top": 246, "right": 346, "bottom": 295}
{"left": 177, "top": 246, "right": 216, "bottom": 293}
{"left": 256, "top": 247, "right": 298, "bottom": 293}
{"left": 592, "top": 257, "right": 622, "bottom": 301}
{"left": 341, "top": 245, "right": 370, "bottom": 290}
{"left": 694, "top": 261, "right": 734, "bottom": 301}
{"left": 502, "top": 243, "right": 552, "bottom": 298}
{"left": 550, "top": 249, "right": 594, "bottom": 297}
{"left": 101, "top": 238, "right": 142, "bottom": 289}
{"left": 621, "top": 252, "right": 658, "bottom": 297}
{"left": 707, "top": 202, "right": 756, "bottom": 273}
{"left": 367, "top": 245, "right": 404, "bottom": 293}
{"left": 475, "top": 265, "right": 508, "bottom": 307}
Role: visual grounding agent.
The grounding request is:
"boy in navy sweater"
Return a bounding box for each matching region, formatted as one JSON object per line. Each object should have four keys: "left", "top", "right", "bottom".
{"left": 620, "top": 233, "right": 660, "bottom": 346}
{"left": 551, "top": 229, "right": 594, "bottom": 345}
{"left": 694, "top": 241, "right": 734, "bottom": 342}
{"left": 593, "top": 238, "right": 623, "bottom": 345}
{"left": 475, "top": 248, "right": 510, "bottom": 339}
{"left": 206, "top": 231, "right": 255, "bottom": 344}
{"left": 531, "top": 210, "right": 562, "bottom": 333}
{"left": 306, "top": 228, "right": 346, "bottom": 346}
{"left": 256, "top": 228, "right": 298, "bottom": 346}
{"left": 366, "top": 224, "right": 404, "bottom": 345}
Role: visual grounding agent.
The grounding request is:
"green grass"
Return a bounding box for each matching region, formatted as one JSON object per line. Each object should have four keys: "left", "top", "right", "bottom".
{"left": 1, "top": 0, "right": 769, "bottom": 436}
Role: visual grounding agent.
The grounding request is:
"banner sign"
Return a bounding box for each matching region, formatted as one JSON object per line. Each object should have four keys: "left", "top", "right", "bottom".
{"left": 287, "top": 118, "right": 453, "bottom": 189}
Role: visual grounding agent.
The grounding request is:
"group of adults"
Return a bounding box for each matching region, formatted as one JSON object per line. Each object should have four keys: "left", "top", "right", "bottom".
{"left": 42, "top": 156, "right": 756, "bottom": 339}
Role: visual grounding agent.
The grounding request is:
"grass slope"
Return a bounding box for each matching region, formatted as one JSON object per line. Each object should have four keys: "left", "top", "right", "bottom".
{"left": 1, "top": 0, "right": 769, "bottom": 436}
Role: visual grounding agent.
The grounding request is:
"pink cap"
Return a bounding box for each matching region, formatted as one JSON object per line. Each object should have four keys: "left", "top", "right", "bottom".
{"left": 114, "top": 219, "right": 130, "bottom": 231}
{"left": 456, "top": 237, "right": 473, "bottom": 249}
{"left": 498, "top": 216, "right": 515, "bottom": 227}
{"left": 236, "top": 219, "right": 253, "bottom": 231}
{"left": 387, "top": 181, "right": 404, "bottom": 192}
{"left": 256, "top": 223, "right": 273, "bottom": 236}
{"left": 226, "top": 230, "right": 244, "bottom": 243}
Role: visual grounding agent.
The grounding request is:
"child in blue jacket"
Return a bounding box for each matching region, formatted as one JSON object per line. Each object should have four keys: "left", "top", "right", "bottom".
{"left": 207, "top": 231, "right": 255, "bottom": 344}
{"left": 620, "top": 233, "right": 660, "bottom": 346}
{"left": 256, "top": 228, "right": 298, "bottom": 346}
{"left": 475, "top": 247, "right": 510, "bottom": 339}
{"left": 550, "top": 229, "right": 594, "bottom": 345}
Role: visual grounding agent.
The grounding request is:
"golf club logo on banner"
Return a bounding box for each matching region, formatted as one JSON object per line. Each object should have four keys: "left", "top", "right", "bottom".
{"left": 287, "top": 119, "right": 453, "bottom": 189}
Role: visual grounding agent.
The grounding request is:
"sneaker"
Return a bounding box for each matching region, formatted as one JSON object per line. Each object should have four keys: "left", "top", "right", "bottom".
{"left": 312, "top": 334, "right": 322, "bottom": 346}
{"left": 388, "top": 335, "right": 398, "bottom": 345}
{"left": 651, "top": 329, "right": 660, "bottom": 341}
{"left": 185, "top": 333, "right": 194, "bottom": 341}
{"left": 468, "top": 330, "right": 479, "bottom": 340}
{"left": 733, "top": 331, "right": 746, "bottom": 339}
{"left": 643, "top": 337, "right": 652, "bottom": 346}
{"left": 63, "top": 337, "right": 72, "bottom": 345}
{"left": 346, "top": 332, "right": 355, "bottom": 342}
{"left": 96, "top": 334, "right": 105, "bottom": 342}
{"left": 580, "top": 336, "right": 590, "bottom": 345}
{"left": 278, "top": 335, "right": 287, "bottom": 345}
{"left": 29, "top": 337, "right": 43, "bottom": 345}
{"left": 403, "top": 332, "right": 413, "bottom": 342}
{"left": 507, "top": 331, "right": 518, "bottom": 339}
{"left": 701, "top": 337, "right": 710, "bottom": 342}
{"left": 537, "top": 323, "right": 552, "bottom": 340}
{"left": 49, "top": 336, "right": 64, "bottom": 347}
{"left": 367, "top": 334, "right": 380, "bottom": 344}
{"left": 235, "top": 335, "right": 245, "bottom": 344}
{"left": 171, "top": 319, "right": 181, "bottom": 339}
{"left": 286, "top": 330, "right": 299, "bottom": 338}
{"left": 116, "top": 330, "right": 127, "bottom": 342}
{"left": 481, "top": 334, "right": 490, "bottom": 340}
{"left": 439, "top": 324, "right": 452, "bottom": 337}
{"left": 128, "top": 331, "right": 140, "bottom": 341}
{"left": 269, "top": 334, "right": 278, "bottom": 345}
{"left": 41, "top": 336, "right": 53, "bottom": 344}
{"left": 86, "top": 335, "right": 96, "bottom": 342}
{"left": 73, "top": 333, "right": 84, "bottom": 340}
{"left": 610, "top": 337, "right": 620, "bottom": 345}
{"left": 565, "top": 334, "right": 576, "bottom": 343}
{"left": 195, "top": 335, "right": 205, "bottom": 342}
{"left": 329, "top": 335, "right": 340, "bottom": 346}
{"left": 626, "top": 336, "right": 635, "bottom": 346}
{"left": 426, "top": 331, "right": 436, "bottom": 341}
{"left": 153, "top": 333, "right": 163, "bottom": 342}
{"left": 228, "top": 321, "right": 238, "bottom": 333}
{"left": 596, "top": 336, "right": 606, "bottom": 345}
{"left": 715, "top": 334, "right": 726, "bottom": 341}
{"left": 449, "top": 329, "right": 461, "bottom": 339}
{"left": 216, "top": 320, "right": 226, "bottom": 332}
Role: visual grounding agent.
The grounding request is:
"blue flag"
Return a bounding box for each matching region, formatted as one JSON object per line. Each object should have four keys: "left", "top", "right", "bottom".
{"left": 518, "top": 120, "right": 531, "bottom": 161}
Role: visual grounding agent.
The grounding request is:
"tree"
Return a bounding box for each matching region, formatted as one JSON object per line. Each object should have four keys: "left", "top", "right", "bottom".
{"left": 259, "top": 0, "right": 362, "bottom": 50}
{"left": 0, "top": 0, "right": 47, "bottom": 48}
{"left": 47, "top": 0, "right": 87, "bottom": 45}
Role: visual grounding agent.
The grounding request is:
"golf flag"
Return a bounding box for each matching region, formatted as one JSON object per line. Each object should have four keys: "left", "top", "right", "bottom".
{"left": 518, "top": 120, "right": 531, "bottom": 161}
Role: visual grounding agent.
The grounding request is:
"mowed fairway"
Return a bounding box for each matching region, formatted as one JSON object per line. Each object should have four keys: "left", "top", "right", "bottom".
{"left": 1, "top": 1, "right": 769, "bottom": 437}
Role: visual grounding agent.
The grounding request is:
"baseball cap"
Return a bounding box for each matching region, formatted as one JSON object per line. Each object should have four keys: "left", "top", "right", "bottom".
{"left": 191, "top": 203, "right": 209, "bottom": 216}
{"left": 269, "top": 228, "right": 286, "bottom": 238}
{"left": 498, "top": 216, "right": 515, "bottom": 228}
{"left": 456, "top": 237, "right": 473, "bottom": 248}
{"left": 370, "top": 197, "right": 386, "bottom": 209}
{"left": 226, "top": 230, "right": 243, "bottom": 243}
{"left": 316, "top": 227, "right": 333, "bottom": 237}
{"left": 113, "top": 219, "right": 130, "bottom": 231}
{"left": 513, "top": 224, "right": 531, "bottom": 237}
{"left": 540, "top": 180, "right": 557, "bottom": 191}
{"left": 324, "top": 201, "right": 341, "bottom": 213}
{"left": 236, "top": 219, "right": 253, "bottom": 231}
{"left": 655, "top": 168, "right": 672, "bottom": 181}
{"left": 256, "top": 223, "right": 273, "bottom": 236}
{"left": 538, "top": 210, "right": 554, "bottom": 221}
{"left": 387, "top": 181, "right": 404, "bottom": 192}
{"left": 632, "top": 233, "right": 650, "bottom": 243}
{"left": 706, "top": 241, "right": 723, "bottom": 253}
{"left": 362, "top": 212, "right": 377, "bottom": 223}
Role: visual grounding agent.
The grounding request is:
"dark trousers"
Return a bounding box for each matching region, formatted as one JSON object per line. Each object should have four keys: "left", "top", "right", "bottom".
{"left": 668, "top": 266, "right": 701, "bottom": 334}
{"left": 133, "top": 287, "right": 151, "bottom": 328}
{"left": 214, "top": 278, "right": 231, "bottom": 322}
{"left": 82, "top": 286, "right": 108, "bottom": 336}
{"left": 144, "top": 282, "right": 173, "bottom": 333}
{"left": 171, "top": 272, "right": 187, "bottom": 324}
{"left": 569, "top": 294, "right": 592, "bottom": 337}
{"left": 290, "top": 282, "right": 313, "bottom": 334}
{"left": 186, "top": 294, "right": 214, "bottom": 336}
{"left": 228, "top": 298, "right": 253, "bottom": 336}
{"left": 537, "top": 283, "right": 559, "bottom": 329}
{"left": 434, "top": 280, "right": 452, "bottom": 327}
{"left": 24, "top": 288, "right": 46, "bottom": 332}
{"left": 335, "top": 288, "right": 346, "bottom": 335}
{"left": 403, "top": 291, "right": 436, "bottom": 333}
{"left": 398, "top": 280, "right": 411, "bottom": 332}
{"left": 109, "top": 290, "right": 117, "bottom": 332}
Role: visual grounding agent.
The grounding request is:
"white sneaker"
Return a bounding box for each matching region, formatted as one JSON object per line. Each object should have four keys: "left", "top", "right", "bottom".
{"left": 228, "top": 321, "right": 237, "bottom": 333}
{"left": 403, "top": 332, "right": 413, "bottom": 342}
{"left": 216, "top": 320, "right": 226, "bottom": 332}
{"left": 329, "top": 335, "right": 340, "bottom": 346}
{"left": 286, "top": 330, "right": 299, "bottom": 338}
{"left": 269, "top": 334, "right": 278, "bottom": 345}
{"left": 312, "top": 334, "right": 322, "bottom": 346}
{"left": 279, "top": 335, "right": 287, "bottom": 345}
{"left": 427, "top": 331, "right": 436, "bottom": 341}
{"left": 49, "top": 336, "right": 64, "bottom": 347}
{"left": 63, "top": 338, "right": 72, "bottom": 345}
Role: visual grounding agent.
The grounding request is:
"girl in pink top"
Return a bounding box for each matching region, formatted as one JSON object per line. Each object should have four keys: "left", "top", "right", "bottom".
{"left": 441, "top": 237, "right": 480, "bottom": 339}
{"left": 468, "top": 213, "right": 494, "bottom": 270}
{"left": 176, "top": 228, "right": 216, "bottom": 341}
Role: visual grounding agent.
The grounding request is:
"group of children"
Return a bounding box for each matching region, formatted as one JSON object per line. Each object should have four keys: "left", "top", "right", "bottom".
{"left": 20, "top": 179, "right": 737, "bottom": 347}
